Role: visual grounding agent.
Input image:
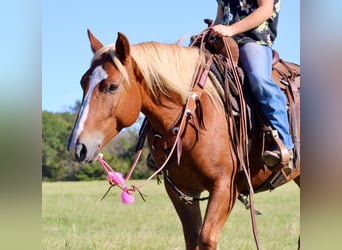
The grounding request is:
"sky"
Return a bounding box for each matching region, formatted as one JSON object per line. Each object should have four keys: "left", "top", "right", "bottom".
{"left": 42, "top": 0, "right": 300, "bottom": 113}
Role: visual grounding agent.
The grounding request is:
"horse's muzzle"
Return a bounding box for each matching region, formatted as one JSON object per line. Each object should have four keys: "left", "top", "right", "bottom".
{"left": 67, "top": 141, "right": 95, "bottom": 164}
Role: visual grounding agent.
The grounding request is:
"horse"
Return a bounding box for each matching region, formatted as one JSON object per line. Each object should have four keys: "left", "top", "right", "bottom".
{"left": 67, "top": 29, "right": 300, "bottom": 249}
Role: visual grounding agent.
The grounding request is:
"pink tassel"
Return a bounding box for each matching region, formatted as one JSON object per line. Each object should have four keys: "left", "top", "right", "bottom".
{"left": 98, "top": 152, "right": 136, "bottom": 204}
{"left": 121, "top": 189, "right": 135, "bottom": 204}
{"left": 107, "top": 171, "right": 125, "bottom": 186}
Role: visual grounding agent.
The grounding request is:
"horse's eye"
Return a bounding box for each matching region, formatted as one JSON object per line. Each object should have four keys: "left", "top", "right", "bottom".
{"left": 108, "top": 84, "right": 118, "bottom": 93}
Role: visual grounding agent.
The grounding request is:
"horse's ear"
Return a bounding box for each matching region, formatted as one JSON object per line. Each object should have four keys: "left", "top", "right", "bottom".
{"left": 87, "top": 29, "right": 103, "bottom": 53}
{"left": 115, "top": 32, "right": 130, "bottom": 64}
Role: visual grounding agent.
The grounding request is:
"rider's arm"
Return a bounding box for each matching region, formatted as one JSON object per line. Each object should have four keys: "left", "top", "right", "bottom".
{"left": 212, "top": 0, "right": 274, "bottom": 37}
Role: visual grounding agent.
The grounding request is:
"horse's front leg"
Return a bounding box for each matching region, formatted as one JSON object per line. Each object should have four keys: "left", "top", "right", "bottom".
{"left": 199, "top": 178, "right": 238, "bottom": 249}
{"left": 164, "top": 178, "right": 202, "bottom": 250}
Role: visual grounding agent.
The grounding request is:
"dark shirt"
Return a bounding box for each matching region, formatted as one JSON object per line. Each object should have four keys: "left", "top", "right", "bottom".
{"left": 216, "top": 0, "right": 280, "bottom": 47}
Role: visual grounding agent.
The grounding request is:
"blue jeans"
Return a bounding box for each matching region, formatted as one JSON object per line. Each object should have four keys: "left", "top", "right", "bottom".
{"left": 239, "top": 42, "right": 294, "bottom": 150}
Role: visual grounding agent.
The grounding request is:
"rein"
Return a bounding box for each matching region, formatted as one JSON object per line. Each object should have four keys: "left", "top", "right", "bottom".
{"left": 97, "top": 35, "right": 213, "bottom": 203}
{"left": 218, "top": 31, "right": 261, "bottom": 250}
{"left": 222, "top": 34, "right": 261, "bottom": 250}
{"left": 191, "top": 28, "right": 261, "bottom": 249}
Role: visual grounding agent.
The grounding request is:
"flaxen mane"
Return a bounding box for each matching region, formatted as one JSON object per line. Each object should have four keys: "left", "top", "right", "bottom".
{"left": 92, "top": 42, "right": 223, "bottom": 106}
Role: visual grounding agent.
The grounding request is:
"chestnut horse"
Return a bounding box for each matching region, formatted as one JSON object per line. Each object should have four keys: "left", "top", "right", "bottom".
{"left": 67, "top": 30, "right": 300, "bottom": 249}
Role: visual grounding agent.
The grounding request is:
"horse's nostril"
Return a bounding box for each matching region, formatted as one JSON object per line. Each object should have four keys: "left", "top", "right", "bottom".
{"left": 75, "top": 143, "right": 87, "bottom": 162}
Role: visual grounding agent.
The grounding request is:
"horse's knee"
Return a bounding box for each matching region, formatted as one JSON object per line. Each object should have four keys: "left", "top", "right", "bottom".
{"left": 198, "top": 233, "right": 218, "bottom": 250}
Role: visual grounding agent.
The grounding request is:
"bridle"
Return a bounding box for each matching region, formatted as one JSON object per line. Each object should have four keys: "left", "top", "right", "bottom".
{"left": 97, "top": 30, "right": 213, "bottom": 199}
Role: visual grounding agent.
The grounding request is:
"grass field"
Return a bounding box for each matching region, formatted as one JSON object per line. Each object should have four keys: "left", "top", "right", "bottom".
{"left": 42, "top": 180, "right": 299, "bottom": 250}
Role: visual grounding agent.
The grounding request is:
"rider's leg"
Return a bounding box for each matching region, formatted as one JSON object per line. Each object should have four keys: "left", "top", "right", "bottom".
{"left": 239, "top": 42, "right": 293, "bottom": 166}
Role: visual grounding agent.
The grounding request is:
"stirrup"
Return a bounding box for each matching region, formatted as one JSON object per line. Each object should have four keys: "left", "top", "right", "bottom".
{"left": 269, "top": 159, "right": 294, "bottom": 189}
{"left": 263, "top": 148, "right": 293, "bottom": 168}
{"left": 263, "top": 129, "right": 291, "bottom": 166}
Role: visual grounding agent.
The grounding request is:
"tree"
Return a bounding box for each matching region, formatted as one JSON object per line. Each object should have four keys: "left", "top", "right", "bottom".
{"left": 42, "top": 107, "right": 151, "bottom": 181}
{"left": 42, "top": 111, "right": 75, "bottom": 180}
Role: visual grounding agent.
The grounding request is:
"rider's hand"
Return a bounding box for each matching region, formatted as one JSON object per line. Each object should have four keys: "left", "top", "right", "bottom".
{"left": 211, "top": 24, "right": 235, "bottom": 37}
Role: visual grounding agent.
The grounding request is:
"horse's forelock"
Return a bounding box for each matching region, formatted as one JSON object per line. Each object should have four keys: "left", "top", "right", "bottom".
{"left": 90, "top": 45, "right": 130, "bottom": 87}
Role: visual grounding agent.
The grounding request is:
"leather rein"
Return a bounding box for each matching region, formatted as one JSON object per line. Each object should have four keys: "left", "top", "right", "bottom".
{"left": 101, "top": 28, "right": 261, "bottom": 249}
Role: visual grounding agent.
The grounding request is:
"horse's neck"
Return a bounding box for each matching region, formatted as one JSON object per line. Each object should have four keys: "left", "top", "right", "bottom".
{"left": 141, "top": 93, "right": 183, "bottom": 135}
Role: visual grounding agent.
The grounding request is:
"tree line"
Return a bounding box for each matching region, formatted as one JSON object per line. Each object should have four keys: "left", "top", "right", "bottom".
{"left": 42, "top": 102, "right": 151, "bottom": 181}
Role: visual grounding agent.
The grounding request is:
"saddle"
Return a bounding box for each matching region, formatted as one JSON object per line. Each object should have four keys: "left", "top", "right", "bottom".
{"left": 198, "top": 35, "right": 301, "bottom": 191}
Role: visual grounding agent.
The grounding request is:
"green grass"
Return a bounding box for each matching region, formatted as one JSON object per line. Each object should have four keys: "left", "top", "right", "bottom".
{"left": 42, "top": 180, "right": 299, "bottom": 249}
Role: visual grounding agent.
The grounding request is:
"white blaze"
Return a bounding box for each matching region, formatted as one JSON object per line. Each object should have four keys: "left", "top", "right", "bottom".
{"left": 69, "top": 66, "right": 108, "bottom": 145}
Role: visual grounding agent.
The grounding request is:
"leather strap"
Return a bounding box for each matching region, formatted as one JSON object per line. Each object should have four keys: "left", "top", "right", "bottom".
{"left": 220, "top": 36, "right": 261, "bottom": 249}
